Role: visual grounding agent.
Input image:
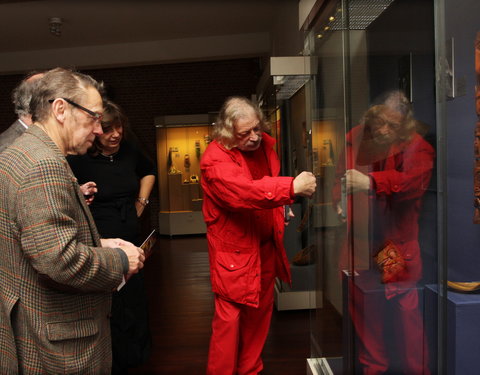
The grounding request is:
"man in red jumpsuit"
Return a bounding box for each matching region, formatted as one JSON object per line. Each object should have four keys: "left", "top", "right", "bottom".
{"left": 333, "top": 91, "right": 434, "bottom": 374}
{"left": 201, "top": 96, "right": 316, "bottom": 375}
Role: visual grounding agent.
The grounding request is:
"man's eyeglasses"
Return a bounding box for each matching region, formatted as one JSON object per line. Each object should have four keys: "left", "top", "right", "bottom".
{"left": 48, "top": 98, "right": 103, "bottom": 122}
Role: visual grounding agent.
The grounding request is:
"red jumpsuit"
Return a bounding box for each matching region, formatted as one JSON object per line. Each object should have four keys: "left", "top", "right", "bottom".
{"left": 201, "top": 133, "right": 294, "bottom": 375}
{"left": 333, "top": 125, "right": 434, "bottom": 374}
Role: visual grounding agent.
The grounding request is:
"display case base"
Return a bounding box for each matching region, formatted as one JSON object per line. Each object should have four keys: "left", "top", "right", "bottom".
{"left": 274, "top": 279, "right": 322, "bottom": 310}
{"left": 158, "top": 211, "right": 206, "bottom": 236}
{"left": 425, "top": 284, "right": 480, "bottom": 375}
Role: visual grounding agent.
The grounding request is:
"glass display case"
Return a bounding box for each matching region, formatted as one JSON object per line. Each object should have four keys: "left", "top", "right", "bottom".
{"left": 257, "top": 61, "right": 322, "bottom": 310}
{"left": 286, "top": 0, "right": 452, "bottom": 374}
{"left": 155, "top": 114, "right": 213, "bottom": 235}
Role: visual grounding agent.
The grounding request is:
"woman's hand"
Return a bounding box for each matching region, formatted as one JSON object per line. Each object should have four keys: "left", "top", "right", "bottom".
{"left": 135, "top": 200, "right": 146, "bottom": 217}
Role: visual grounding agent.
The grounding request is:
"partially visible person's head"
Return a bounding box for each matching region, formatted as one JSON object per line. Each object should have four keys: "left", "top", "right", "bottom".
{"left": 92, "top": 99, "right": 128, "bottom": 155}
{"left": 364, "top": 90, "right": 416, "bottom": 144}
{"left": 213, "top": 96, "right": 269, "bottom": 151}
{"left": 30, "top": 67, "right": 105, "bottom": 155}
{"left": 11, "top": 71, "right": 45, "bottom": 125}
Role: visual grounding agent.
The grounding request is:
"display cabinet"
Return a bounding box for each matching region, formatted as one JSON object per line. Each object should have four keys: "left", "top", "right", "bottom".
{"left": 300, "top": 0, "right": 446, "bottom": 374}
{"left": 155, "top": 114, "right": 213, "bottom": 235}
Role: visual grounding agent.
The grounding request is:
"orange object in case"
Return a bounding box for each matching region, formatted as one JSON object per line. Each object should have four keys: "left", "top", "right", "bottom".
{"left": 373, "top": 241, "right": 407, "bottom": 283}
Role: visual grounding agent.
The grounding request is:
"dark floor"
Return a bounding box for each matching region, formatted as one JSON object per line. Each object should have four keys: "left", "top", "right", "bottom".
{"left": 129, "top": 235, "right": 312, "bottom": 375}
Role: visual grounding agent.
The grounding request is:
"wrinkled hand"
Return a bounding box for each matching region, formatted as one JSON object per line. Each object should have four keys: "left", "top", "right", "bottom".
{"left": 336, "top": 203, "right": 343, "bottom": 217}
{"left": 336, "top": 203, "right": 347, "bottom": 223}
{"left": 79, "top": 181, "right": 97, "bottom": 205}
{"left": 293, "top": 171, "right": 317, "bottom": 198}
{"left": 285, "top": 206, "right": 294, "bottom": 226}
{"left": 101, "top": 238, "right": 145, "bottom": 276}
{"left": 345, "top": 169, "right": 371, "bottom": 194}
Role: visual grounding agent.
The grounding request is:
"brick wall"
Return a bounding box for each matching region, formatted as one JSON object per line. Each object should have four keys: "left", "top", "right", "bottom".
{"left": 0, "top": 57, "right": 262, "bottom": 235}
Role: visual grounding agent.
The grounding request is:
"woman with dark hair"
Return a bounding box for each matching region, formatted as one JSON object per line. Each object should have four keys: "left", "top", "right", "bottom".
{"left": 68, "top": 99, "right": 155, "bottom": 374}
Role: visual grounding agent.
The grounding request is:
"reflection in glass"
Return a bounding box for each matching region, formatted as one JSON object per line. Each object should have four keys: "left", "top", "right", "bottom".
{"left": 333, "top": 90, "right": 434, "bottom": 374}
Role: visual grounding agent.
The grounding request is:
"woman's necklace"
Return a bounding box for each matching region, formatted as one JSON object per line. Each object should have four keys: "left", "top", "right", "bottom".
{"left": 100, "top": 150, "right": 118, "bottom": 162}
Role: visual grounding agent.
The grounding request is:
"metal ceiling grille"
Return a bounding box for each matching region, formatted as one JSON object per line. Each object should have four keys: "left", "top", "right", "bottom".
{"left": 330, "top": 0, "right": 395, "bottom": 30}
{"left": 271, "top": 0, "right": 396, "bottom": 101}
{"left": 274, "top": 75, "right": 311, "bottom": 101}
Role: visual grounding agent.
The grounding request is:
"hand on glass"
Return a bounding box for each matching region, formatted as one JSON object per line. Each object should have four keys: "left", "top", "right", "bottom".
{"left": 79, "top": 181, "right": 97, "bottom": 205}
{"left": 345, "top": 169, "right": 371, "bottom": 194}
{"left": 293, "top": 171, "right": 317, "bottom": 198}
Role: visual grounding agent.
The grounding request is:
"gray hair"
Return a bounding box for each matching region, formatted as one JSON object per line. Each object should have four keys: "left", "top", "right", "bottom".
{"left": 375, "top": 90, "right": 413, "bottom": 118}
{"left": 11, "top": 72, "right": 42, "bottom": 117}
{"left": 30, "top": 67, "right": 104, "bottom": 123}
{"left": 367, "top": 90, "right": 416, "bottom": 140}
{"left": 213, "top": 96, "right": 269, "bottom": 149}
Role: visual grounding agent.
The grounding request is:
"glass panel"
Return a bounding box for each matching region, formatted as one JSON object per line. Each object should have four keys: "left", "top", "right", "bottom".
{"left": 307, "top": 1, "right": 348, "bottom": 372}
{"left": 306, "top": 0, "right": 439, "bottom": 373}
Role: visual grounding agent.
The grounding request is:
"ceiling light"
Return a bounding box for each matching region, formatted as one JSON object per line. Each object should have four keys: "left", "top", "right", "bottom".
{"left": 49, "top": 17, "right": 63, "bottom": 37}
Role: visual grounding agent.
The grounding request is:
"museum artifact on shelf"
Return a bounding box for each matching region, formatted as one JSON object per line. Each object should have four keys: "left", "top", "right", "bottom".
{"left": 155, "top": 114, "right": 215, "bottom": 235}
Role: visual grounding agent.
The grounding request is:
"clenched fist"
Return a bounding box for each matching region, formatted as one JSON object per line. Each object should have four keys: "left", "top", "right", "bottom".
{"left": 293, "top": 171, "right": 317, "bottom": 198}
{"left": 345, "top": 169, "right": 371, "bottom": 194}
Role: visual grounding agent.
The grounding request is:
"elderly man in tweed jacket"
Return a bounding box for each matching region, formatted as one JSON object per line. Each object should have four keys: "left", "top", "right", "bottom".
{"left": 0, "top": 68, "right": 145, "bottom": 374}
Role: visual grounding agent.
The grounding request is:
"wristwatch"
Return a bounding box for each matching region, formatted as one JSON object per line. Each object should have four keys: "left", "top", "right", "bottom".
{"left": 137, "top": 197, "right": 150, "bottom": 206}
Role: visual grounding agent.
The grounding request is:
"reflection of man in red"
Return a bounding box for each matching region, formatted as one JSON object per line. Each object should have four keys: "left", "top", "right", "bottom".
{"left": 333, "top": 91, "right": 434, "bottom": 374}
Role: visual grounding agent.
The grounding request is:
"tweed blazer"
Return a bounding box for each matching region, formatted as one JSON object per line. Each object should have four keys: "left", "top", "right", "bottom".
{"left": 0, "top": 126, "right": 126, "bottom": 374}
{"left": 0, "top": 119, "right": 27, "bottom": 154}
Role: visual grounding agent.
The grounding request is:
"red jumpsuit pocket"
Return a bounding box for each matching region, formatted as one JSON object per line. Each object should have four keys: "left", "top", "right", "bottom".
{"left": 213, "top": 251, "right": 255, "bottom": 302}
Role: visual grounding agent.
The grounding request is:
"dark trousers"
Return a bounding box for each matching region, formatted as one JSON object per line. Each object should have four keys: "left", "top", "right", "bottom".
{"left": 111, "top": 270, "right": 151, "bottom": 374}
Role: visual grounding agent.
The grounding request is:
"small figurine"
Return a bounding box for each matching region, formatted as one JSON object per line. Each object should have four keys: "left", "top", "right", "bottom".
{"left": 195, "top": 140, "right": 201, "bottom": 158}
{"left": 167, "top": 147, "right": 180, "bottom": 174}
{"left": 190, "top": 174, "right": 199, "bottom": 183}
